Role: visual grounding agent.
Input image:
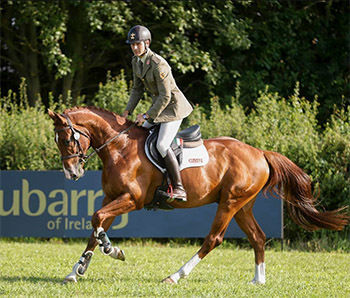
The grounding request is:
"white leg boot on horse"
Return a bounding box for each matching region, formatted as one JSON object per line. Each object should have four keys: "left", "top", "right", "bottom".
{"left": 63, "top": 193, "right": 137, "bottom": 284}
{"left": 163, "top": 253, "right": 202, "bottom": 284}
{"left": 62, "top": 228, "right": 125, "bottom": 284}
{"left": 95, "top": 227, "right": 125, "bottom": 260}
{"left": 249, "top": 262, "right": 266, "bottom": 285}
{"left": 63, "top": 250, "right": 94, "bottom": 283}
{"left": 63, "top": 214, "right": 127, "bottom": 284}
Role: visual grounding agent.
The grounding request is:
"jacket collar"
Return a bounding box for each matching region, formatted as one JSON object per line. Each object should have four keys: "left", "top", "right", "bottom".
{"left": 139, "top": 48, "right": 150, "bottom": 64}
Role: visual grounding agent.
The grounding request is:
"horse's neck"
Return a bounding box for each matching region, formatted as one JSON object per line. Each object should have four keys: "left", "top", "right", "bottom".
{"left": 72, "top": 110, "right": 126, "bottom": 146}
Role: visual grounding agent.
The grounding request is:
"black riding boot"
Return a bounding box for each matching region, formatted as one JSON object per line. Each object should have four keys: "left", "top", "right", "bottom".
{"left": 163, "top": 149, "right": 187, "bottom": 201}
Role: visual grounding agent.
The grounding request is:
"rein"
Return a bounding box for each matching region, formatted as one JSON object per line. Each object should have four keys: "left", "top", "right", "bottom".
{"left": 84, "top": 122, "right": 136, "bottom": 163}
{"left": 55, "top": 114, "right": 136, "bottom": 164}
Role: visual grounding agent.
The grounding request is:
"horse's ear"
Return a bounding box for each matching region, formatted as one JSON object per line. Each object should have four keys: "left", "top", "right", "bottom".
{"left": 116, "top": 115, "right": 126, "bottom": 125}
{"left": 47, "top": 109, "right": 57, "bottom": 121}
{"left": 48, "top": 109, "right": 68, "bottom": 125}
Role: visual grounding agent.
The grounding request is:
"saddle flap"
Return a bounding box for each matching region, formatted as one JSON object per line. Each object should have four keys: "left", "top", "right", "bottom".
{"left": 145, "top": 126, "right": 182, "bottom": 171}
{"left": 146, "top": 126, "right": 165, "bottom": 169}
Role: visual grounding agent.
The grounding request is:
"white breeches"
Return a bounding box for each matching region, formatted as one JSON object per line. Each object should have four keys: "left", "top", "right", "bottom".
{"left": 143, "top": 119, "right": 182, "bottom": 158}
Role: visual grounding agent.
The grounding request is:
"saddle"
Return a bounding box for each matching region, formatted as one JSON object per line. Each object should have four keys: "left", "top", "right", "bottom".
{"left": 144, "top": 124, "right": 209, "bottom": 211}
{"left": 144, "top": 125, "right": 208, "bottom": 173}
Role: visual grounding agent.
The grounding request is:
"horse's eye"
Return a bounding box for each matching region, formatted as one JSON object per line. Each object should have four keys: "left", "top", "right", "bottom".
{"left": 64, "top": 139, "right": 71, "bottom": 146}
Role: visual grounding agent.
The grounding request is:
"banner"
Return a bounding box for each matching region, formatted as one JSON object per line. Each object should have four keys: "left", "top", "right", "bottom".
{"left": 0, "top": 171, "right": 283, "bottom": 238}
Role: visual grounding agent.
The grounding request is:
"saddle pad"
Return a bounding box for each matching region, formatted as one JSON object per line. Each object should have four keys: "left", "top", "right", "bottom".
{"left": 179, "top": 145, "right": 209, "bottom": 170}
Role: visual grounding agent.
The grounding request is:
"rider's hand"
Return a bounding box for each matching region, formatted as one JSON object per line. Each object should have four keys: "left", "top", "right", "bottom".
{"left": 122, "top": 110, "right": 129, "bottom": 118}
{"left": 136, "top": 113, "right": 146, "bottom": 126}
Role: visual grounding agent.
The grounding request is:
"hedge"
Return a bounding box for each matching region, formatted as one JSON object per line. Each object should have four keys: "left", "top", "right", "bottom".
{"left": 1, "top": 75, "right": 349, "bottom": 241}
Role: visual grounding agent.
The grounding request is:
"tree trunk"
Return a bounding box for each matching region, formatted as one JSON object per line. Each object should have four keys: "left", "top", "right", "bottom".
{"left": 61, "top": 3, "right": 85, "bottom": 104}
{"left": 1, "top": 5, "right": 40, "bottom": 106}
{"left": 72, "top": 57, "right": 84, "bottom": 100}
{"left": 27, "top": 20, "right": 41, "bottom": 106}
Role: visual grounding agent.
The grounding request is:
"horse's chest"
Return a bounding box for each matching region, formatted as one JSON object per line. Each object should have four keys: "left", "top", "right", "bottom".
{"left": 102, "top": 174, "right": 127, "bottom": 197}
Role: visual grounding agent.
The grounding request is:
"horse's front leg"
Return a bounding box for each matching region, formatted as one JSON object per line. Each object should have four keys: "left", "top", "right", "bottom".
{"left": 92, "top": 193, "right": 137, "bottom": 258}
{"left": 63, "top": 231, "right": 99, "bottom": 284}
{"left": 63, "top": 218, "right": 122, "bottom": 284}
{"left": 63, "top": 193, "right": 136, "bottom": 284}
{"left": 94, "top": 222, "right": 125, "bottom": 260}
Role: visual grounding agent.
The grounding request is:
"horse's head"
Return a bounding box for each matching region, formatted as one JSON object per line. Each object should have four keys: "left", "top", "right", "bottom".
{"left": 48, "top": 109, "right": 91, "bottom": 180}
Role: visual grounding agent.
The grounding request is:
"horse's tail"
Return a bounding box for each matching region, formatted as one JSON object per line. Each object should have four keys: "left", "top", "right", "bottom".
{"left": 262, "top": 150, "right": 349, "bottom": 231}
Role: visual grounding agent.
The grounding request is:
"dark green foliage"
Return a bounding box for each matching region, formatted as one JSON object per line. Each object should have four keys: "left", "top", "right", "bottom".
{"left": 0, "top": 80, "right": 62, "bottom": 170}
{"left": 237, "top": 1, "right": 349, "bottom": 124}
{"left": 1, "top": 1, "right": 348, "bottom": 123}
{"left": 319, "top": 107, "right": 350, "bottom": 209}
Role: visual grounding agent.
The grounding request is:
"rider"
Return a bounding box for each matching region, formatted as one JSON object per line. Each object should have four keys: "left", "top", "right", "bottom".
{"left": 122, "top": 25, "right": 193, "bottom": 201}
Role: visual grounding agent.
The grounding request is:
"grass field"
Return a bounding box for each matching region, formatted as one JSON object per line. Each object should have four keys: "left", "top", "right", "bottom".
{"left": 0, "top": 239, "right": 349, "bottom": 298}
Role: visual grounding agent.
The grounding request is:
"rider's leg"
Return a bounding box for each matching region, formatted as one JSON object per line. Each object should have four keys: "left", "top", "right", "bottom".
{"left": 163, "top": 149, "right": 186, "bottom": 200}
{"left": 157, "top": 120, "right": 187, "bottom": 201}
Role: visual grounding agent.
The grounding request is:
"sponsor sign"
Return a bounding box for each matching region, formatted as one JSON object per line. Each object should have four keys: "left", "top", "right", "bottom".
{"left": 0, "top": 171, "right": 283, "bottom": 238}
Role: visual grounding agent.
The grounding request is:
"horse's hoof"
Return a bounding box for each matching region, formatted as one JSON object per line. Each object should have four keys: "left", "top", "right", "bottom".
{"left": 62, "top": 275, "right": 77, "bottom": 284}
{"left": 162, "top": 276, "right": 177, "bottom": 284}
{"left": 117, "top": 249, "right": 125, "bottom": 261}
{"left": 109, "top": 247, "right": 125, "bottom": 261}
{"left": 248, "top": 279, "right": 265, "bottom": 285}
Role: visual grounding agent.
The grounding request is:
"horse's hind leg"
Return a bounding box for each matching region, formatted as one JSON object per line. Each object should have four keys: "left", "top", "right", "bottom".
{"left": 234, "top": 198, "right": 266, "bottom": 284}
{"left": 163, "top": 197, "right": 247, "bottom": 284}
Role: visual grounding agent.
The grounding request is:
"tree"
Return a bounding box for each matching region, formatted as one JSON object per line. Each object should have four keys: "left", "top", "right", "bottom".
{"left": 1, "top": 0, "right": 251, "bottom": 106}
{"left": 1, "top": 0, "right": 132, "bottom": 105}
{"left": 1, "top": 0, "right": 348, "bottom": 123}
{"left": 237, "top": 0, "right": 349, "bottom": 123}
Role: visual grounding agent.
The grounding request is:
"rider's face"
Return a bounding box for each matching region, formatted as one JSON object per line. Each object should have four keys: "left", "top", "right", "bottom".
{"left": 130, "top": 41, "right": 147, "bottom": 57}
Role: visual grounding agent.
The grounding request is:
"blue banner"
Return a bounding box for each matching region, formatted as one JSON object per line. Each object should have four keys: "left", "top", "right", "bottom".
{"left": 0, "top": 171, "right": 283, "bottom": 238}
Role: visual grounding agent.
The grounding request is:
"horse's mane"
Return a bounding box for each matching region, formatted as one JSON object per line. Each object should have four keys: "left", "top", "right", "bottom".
{"left": 63, "top": 106, "right": 135, "bottom": 126}
{"left": 63, "top": 106, "right": 116, "bottom": 117}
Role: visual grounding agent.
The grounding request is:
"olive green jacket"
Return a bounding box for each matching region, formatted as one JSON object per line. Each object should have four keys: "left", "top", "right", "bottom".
{"left": 126, "top": 49, "right": 193, "bottom": 123}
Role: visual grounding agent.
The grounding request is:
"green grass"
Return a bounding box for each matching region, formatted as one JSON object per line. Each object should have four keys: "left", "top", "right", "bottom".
{"left": 0, "top": 239, "right": 349, "bottom": 297}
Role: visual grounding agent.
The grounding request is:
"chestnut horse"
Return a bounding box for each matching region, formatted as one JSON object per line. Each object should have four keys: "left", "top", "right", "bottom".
{"left": 48, "top": 106, "right": 348, "bottom": 285}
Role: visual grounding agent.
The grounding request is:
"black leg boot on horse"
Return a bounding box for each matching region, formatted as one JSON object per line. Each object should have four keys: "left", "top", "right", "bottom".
{"left": 163, "top": 149, "right": 187, "bottom": 202}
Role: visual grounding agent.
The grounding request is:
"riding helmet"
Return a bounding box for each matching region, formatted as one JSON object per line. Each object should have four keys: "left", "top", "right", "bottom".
{"left": 126, "top": 25, "right": 152, "bottom": 44}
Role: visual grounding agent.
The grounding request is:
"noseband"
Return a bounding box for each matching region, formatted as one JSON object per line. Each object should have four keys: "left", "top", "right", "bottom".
{"left": 54, "top": 114, "right": 136, "bottom": 164}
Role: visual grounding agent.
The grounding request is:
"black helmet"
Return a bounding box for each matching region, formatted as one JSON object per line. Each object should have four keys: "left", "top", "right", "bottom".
{"left": 126, "top": 25, "right": 152, "bottom": 44}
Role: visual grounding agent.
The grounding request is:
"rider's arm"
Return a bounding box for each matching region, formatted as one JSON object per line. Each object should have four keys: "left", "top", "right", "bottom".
{"left": 125, "top": 58, "right": 144, "bottom": 115}
{"left": 146, "top": 64, "right": 172, "bottom": 120}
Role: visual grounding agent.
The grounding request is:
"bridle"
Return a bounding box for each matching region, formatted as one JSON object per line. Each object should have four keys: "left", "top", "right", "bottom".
{"left": 54, "top": 114, "right": 90, "bottom": 163}
{"left": 54, "top": 114, "right": 136, "bottom": 164}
